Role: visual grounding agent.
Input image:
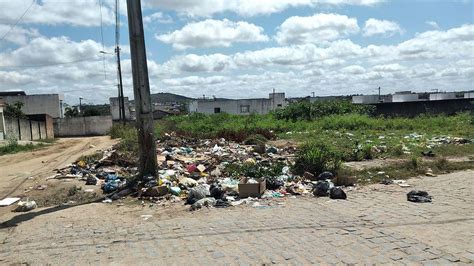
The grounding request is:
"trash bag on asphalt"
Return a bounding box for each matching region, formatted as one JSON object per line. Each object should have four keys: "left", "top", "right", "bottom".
{"left": 329, "top": 187, "right": 347, "bottom": 200}
{"left": 190, "top": 197, "right": 217, "bottom": 211}
{"left": 187, "top": 184, "right": 210, "bottom": 201}
{"left": 210, "top": 184, "right": 224, "bottom": 199}
{"left": 14, "top": 200, "right": 37, "bottom": 212}
{"left": 317, "top": 172, "right": 334, "bottom": 181}
{"left": 266, "top": 177, "right": 284, "bottom": 190}
{"left": 313, "top": 181, "right": 331, "bottom": 197}
{"left": 407, "top": 190, "right": 432, "bottom": 203}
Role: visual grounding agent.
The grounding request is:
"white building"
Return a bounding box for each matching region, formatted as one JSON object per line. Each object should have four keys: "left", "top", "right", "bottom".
{"left": 189, "top": 93, "right": 287, "bottom": 115}
{"left": 109, "top": 97, "right": 131, "bottom": 121}
{"left": 0, "top": 91, "right": 64, "bottom": 118}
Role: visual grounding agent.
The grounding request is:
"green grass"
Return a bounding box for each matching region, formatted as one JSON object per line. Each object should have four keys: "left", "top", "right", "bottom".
{"left": 155, "top": 112, "right": 473, "bottom": 162}
{"left": 0, "top": 140, "right": 46, "bottom": 156}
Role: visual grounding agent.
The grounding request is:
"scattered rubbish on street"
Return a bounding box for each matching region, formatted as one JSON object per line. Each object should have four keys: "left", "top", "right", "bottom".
{"left": 0, "top": 197, "right": 21, "bottom": 206}
{"left": 329, "top": 187, "right": 347, "bottom": 200}
{"left": 39, "top": 134, "right": 363, "bottom": 210}
{"left": 14, "top": 199, "right": 37, "bottom": 212}
{"left": 407, "top": 190, "right": 432, "bottom": 203}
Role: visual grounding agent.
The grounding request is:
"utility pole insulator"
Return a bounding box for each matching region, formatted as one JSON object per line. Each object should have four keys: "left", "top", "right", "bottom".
{"left": 126, "top": 0, "right": 157, "bottom": 176}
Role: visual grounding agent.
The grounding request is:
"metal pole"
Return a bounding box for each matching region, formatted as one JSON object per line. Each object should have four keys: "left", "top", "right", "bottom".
{"left": 126, "top": 0, "right": 157, "bottom": 176}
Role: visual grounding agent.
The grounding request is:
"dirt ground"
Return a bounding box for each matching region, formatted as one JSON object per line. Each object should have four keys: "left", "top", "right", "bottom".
{"left": 0, "top": 136, "right": 117, "bottom": 215}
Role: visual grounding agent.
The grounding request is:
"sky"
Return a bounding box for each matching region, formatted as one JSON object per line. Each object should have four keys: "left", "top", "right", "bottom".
{"left": 0, "top": 0, "right": 473, "bottom": 104}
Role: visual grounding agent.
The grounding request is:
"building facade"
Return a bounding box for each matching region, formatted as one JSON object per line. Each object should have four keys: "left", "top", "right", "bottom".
{"left": 0, "top": 91, "right": 64, "bottom": 118}
{"left": 189, "top": 93, "right": 287, "bottom": 115}
{"left": 109, "top": 97, "right": 131, "bottom": 121}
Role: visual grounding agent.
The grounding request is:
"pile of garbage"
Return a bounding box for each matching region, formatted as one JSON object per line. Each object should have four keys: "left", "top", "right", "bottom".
{"left": 52, "top": 134, "right": 351, "bottom": 210}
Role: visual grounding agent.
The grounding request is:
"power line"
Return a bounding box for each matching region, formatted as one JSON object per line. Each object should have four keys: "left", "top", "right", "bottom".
{"left": 0, "top": 0, "right": 36, "bottom": 43}
{"left": 0, "top": 56, "right": 107, "bottom": 68}
{"left": 98, "top": 0, "right": 107, "bottom": 80}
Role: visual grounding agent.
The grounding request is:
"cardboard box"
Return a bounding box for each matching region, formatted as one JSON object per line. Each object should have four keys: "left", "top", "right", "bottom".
{"left": 238, "top": 177, "right": 266, "bottom": 198}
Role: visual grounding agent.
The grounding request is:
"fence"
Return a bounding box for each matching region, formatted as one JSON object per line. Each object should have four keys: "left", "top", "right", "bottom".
{"left": 53, "top": 116, "right": 113, "bottom": 137}
{"left": 4, "top": 116, "right": 52, "bottom": 141}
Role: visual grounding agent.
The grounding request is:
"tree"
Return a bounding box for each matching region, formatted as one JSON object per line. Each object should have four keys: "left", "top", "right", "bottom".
{"left": 4, "top": 101, "right": 26, "bottom": 119}
{"left": 64, "top": 106, "right": 79, "bottom": 118}
{"left": 82, "top": 108, "right": 102, "bottom": 117}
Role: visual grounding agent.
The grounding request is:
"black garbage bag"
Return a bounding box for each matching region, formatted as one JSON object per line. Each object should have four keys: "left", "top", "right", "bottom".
{"left": 210, "top": 184, "right": 224, "bottom": 199}
{"left": 313, "top": 181, "right": 330, "bottom": 197}
{"left": 85, "top": 175, "right": 98, "bottom": 185}
{"left": 266, "top": 177, "right": 284, "bottom": 190}
{"left": 215, "top": 199, "right": 230, "bottom": 208}
{"left": 329, "top": 187, "right": 347, "bottom": 200}
{"left": 407, "top": 190, "right": 432, "bottom": 203}
{"left": 317, "top": 172, "right": 334, "bottom": 181}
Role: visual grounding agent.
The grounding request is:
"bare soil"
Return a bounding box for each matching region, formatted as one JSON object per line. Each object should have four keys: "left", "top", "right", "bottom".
{"left": 0, "top": 136, "right": 117, "bottom": 215}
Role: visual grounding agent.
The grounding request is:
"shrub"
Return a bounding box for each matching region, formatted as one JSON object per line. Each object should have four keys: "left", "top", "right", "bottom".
{"left": 410, "top": 156, "right": 421, "bottom": 170}
{"left": 108, "top": 124, "right": 138, "bottom": 153}
{"left": 293, "top": 141, "right": 342, "bottom": 176}
{"left": 273, "top": 100, "right": 374, "bottom": 121}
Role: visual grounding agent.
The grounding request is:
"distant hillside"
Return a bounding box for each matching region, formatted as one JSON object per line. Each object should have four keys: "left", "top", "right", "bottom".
{"left": 150, "top": 93, "right": 194, "bottom": 104}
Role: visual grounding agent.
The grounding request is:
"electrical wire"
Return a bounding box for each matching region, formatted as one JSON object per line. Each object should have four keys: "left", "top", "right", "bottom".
{"left": 0, "top": 0, "right": 36, "bottom": 43}
{"left": 98, "top": 0, "right": 107, "bottom": 80}
{"left": 0, "top": 57, "right": 105, "bottom": 68}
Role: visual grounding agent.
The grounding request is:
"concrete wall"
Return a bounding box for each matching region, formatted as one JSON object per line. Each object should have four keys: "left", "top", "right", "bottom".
{"left": 429, "top": 93, "right": 457, "bottom": 101}
{"left": 110, "top": 97, "right": 131, "bottom": 121}
{"left": 392, "top": 94, "right": 420, "bottom": 102}
{"left": 54, "top": 116, "right": 113, "bottom": 137}
{"left": 190, "top": 93, "right": 287, "bottom": 115}
{"left": 373, "top": 99, "right": 473, "bottom": 117}
{"left": 4, "top": 117, "right": 50, "bottom": 140}
{"left": 352, "top": 95, "right": 380, "bottom": 104}
{"left": 2, "top": 94, "right": 64, "bottom": 118}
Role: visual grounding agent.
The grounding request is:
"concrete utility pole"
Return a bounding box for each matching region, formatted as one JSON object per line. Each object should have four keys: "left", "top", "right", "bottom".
{"left": 79, "top": 97, "right": 83, "bottom": 114}
{"left": 126, "top": 0, "right": 157, "bottom": 176}
{"left": 115, "top": 0, "right": 126, "bottom": 125}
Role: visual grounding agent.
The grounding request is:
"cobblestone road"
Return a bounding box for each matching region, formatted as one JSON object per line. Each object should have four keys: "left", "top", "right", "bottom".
{"left": 1, "top": 170, "right": 473, "bottom": 265}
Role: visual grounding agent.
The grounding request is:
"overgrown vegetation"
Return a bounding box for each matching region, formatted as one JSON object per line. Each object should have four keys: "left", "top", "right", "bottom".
{"left": 110, "top": 100, "right": 473, "bottom": 172}
{"left": 0, "top": 137, "right": 45, "bottom": 156}
{"left": 109, "top": 124, "right": 138, "bottom": 153}
{"left": 273, "top": 100, "right": 374, "bottom": 121}
{"left": 4, "top": 101, "right": 26, "bottom": 119}
{"left": 293, "top": 141, "right": 342, "bottom": 176}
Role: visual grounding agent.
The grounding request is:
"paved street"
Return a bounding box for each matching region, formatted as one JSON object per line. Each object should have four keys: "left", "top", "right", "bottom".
{"left": 1, "top": 170, "right": 473, "bottom": 265}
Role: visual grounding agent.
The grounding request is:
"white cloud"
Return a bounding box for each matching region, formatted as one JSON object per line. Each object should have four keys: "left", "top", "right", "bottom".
{"left": 144, "top": 0, "right": 384, "bottom": 17}
{"left": 426, "top": 21, "right": 440, "bottom": 30}
{"left": 276, "top": 13, "right": 359, "bottom": 45}
{"left": 341, "top": 65, "right": 365, "bottom": 74}
{"left": 0, "top": 25, "right": 40, "bottom": 45}
{"left": 156, "top": 19, "right": 268, "bottom": 50}
{"left": 0, "top": 37, "right": 106, "bottom": 67}
{"left": 397, "top": 24, "right": 474, "bottom": 60}
{"left": 144, "top": 12, "right": 173, "bottom": 24}
{"left": 363, "top": 18, "right": 403, "bottom": 37}
{"left": 0, "top": 0, "right": 114, "bottom": 27}
{"left": 164, "top": 54, "right": 233, "bottom": 72}
{"left": 162, "top": 75, "right": 229, "bottom": 86}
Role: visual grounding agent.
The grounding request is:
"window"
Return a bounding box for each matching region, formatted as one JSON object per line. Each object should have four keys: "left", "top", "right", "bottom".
{"left": 277, "top": 104, "right": 282, "bottom": 107}
{"left": 214, "top": 107, "right": 221, "bottom": 113}
{"left": 240, "top": 105, "right": 250, "bottom": 113}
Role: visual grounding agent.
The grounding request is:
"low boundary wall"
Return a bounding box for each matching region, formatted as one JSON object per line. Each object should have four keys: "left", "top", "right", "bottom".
{"left": 54, "top": 116, "right": 113, "bottom": 137}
